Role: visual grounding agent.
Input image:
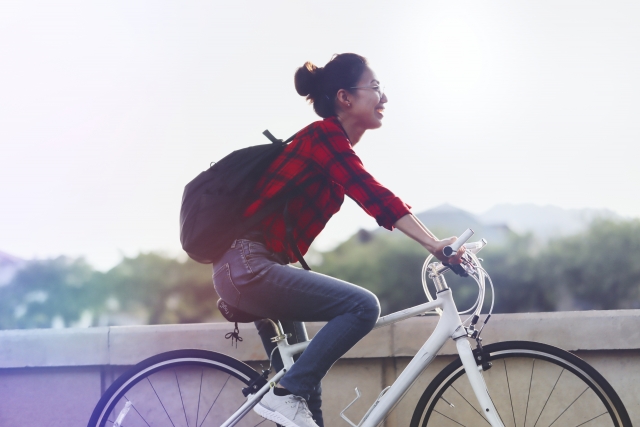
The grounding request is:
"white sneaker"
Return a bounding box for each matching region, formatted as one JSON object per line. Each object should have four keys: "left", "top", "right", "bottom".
{"left": 254, "top": 387, "right": 319, "bottom": 427}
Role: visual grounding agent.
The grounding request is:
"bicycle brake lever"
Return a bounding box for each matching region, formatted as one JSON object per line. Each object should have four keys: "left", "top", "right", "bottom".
{"left": 444, "top": 262, "right": 469, "bottom": 277}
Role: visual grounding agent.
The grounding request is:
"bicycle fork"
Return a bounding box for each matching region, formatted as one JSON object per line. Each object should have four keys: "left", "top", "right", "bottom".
{"left": 455, "top": 337, "right": 505, "bottom": 427}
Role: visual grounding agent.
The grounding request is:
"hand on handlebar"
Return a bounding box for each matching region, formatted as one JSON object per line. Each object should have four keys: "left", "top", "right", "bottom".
{"left": 432, "top": 237, "right": 466, "bottom": 264}
{"left": 431, "top": 237, "right": 469, "bottom": 277}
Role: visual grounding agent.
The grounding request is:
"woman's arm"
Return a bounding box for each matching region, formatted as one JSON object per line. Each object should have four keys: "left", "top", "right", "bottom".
{"left": 394, "top": 213, "right": 464, "bottom": 263}
{"left": 311, "top": 120, "right": 412, "bottom": 230}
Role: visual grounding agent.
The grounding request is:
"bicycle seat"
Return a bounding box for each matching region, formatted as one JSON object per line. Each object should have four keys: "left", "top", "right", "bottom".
{"left": 217, "top": 298, "right": 264, "bottom": 323}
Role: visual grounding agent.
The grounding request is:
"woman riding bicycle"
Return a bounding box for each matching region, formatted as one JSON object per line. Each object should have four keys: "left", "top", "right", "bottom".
{"left": 212, "top": 53, "right": 463, "bottom": 427}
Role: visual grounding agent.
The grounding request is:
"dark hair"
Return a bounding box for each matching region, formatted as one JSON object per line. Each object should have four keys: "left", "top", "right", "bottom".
{"left": 294, "top": 53, "right": 368, "bottom": 118}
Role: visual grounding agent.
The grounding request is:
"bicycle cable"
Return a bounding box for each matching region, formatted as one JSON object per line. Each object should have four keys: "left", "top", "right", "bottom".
{"left": 421, "top": 250, "right": 493, "bottom": 327}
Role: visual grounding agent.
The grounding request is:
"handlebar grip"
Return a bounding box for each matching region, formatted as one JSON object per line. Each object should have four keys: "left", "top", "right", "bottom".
{"left": 464, "top": 238, "right": 487, "bottom": 254}
{"left": 443, "top": 228, "right": 475, "bottom": 257}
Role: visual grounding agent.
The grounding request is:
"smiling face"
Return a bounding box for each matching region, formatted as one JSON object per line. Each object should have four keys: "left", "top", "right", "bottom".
{"left": 343, "top": 66, "right": 388, "bottom": 131}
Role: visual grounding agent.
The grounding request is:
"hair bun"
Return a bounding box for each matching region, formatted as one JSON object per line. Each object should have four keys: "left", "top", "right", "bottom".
{"left": 294, "top": 61, "right": 322, "bottom": 98}
{"left": 293, "top": 53, "right": 367, "bottom": 118}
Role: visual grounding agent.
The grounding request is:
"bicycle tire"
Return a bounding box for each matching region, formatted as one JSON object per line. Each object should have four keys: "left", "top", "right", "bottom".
{"left": 410, "top": 341, "right": 631, "bottom": 427}
{"left": 87, "top": 349, "right": 276, "bottom": 427}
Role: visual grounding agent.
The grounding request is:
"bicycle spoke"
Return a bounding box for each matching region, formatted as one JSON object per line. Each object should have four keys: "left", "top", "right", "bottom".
{"left": 125, "top": 396, "right": 151, "bottom": 427}
{"left": 574, "top": 412, "right": 608, "bottom": 426}
{"left": 548, "top": 387, "right": 588, "bottom": 427}
{"left": 532, "top": 368, "right": 564, "bottom": 427}
{"left": 196, "top": 369, "right": 203, "bottom": 427}
{"left": 440, "top": 395, "right": 456, "bottom": 407}
{"left": 487, "top": 385, "right": 506, "bottom": 427}
{"left": 252, "top": 419, "right": 268, "bottom": 427}
{"left": 175, "top": 370, "right": 190, "bottom": 427}
{"left": 451, "top": 385, "right": 491, "bottom": 425}
{"left": 88, "top": 352, "right": 272, "bottom": 427}
{"left": 433, "top": 409, "right": 468, "bottom": 426}
{"left": 147, "top": 377, "right": 178, "bottom": 427}
{"left": 198, "top": 373, "right": 232, "bottom": 427}
{"left": 416, "top": 345, "right": 628, "bottom": 427}
{"left": 524, "top": 358, "right": 535, "bottom": 427}
{"left": 503, "top": 360, "right": 516, "bottom": 427}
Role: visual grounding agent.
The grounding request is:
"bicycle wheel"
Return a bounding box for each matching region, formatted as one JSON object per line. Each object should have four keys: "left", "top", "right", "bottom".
{"left": 87, "top": 349, "right": 276, "bottom": 427}
{"left": 411, "top": 341, "right": 631, "bottom": 427}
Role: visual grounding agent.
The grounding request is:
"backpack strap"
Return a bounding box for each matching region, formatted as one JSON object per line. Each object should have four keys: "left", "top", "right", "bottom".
{"left": 284, "top": 198, "right": 311, "bottom": 270}
{"left": 262, "top": 130, "right": 296, "bottom": 145}
{"left": 262, "top": 129, "right": 310, "bottom": 270}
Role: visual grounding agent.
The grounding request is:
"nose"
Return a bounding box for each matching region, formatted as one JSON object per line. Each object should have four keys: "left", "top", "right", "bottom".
{"left": 380, "top": 92, "right": 388, "bottom": 103}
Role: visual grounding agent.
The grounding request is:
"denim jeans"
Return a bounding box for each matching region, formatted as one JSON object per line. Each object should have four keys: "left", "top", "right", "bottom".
{"left": 212, "top": 239, "right": 380, "bottom": 425}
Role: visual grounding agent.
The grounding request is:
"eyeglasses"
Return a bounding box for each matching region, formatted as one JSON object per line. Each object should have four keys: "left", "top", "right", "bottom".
{"left": 349, "top": 83, "right": 385, "bottom": 98}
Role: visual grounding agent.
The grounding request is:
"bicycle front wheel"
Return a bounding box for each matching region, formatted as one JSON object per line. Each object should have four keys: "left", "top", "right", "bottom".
{"left": 411, "top": 341, "right": 631, "bottom": 427}
{"left": 87, "top": 349, "right": 275, "bottom": 427}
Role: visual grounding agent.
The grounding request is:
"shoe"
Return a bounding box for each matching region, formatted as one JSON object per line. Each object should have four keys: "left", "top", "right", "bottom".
{"left": 254, "top": 387, "right": 319, "bottom": 427}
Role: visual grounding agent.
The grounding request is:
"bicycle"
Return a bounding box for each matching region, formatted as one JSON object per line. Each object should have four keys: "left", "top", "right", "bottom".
{"left": 87, "top": 229, "right": 632, "bottom": 427}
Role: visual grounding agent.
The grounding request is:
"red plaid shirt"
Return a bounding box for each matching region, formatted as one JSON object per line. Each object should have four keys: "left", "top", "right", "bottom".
{"left": 243, "top": 116, "right": 412, "bottom": 262}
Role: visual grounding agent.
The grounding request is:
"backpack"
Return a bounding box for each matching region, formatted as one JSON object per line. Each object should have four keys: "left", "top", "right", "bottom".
{"left": 179, "top": 130, "right": 310, "bottom": 267}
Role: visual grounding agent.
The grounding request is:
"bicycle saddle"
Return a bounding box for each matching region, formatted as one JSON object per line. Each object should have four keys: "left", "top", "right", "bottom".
{"left": 217, "top": 298, "right": 264, "bottom": 323}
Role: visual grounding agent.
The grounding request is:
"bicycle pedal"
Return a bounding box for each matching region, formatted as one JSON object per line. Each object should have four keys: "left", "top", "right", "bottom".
{"left": 241, "top": 373, "right": 268, "bottom": 397}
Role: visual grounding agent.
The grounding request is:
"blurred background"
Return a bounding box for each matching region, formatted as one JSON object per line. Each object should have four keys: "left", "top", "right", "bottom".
{"left": 1, "top": 1, "right": 639, "bottom": 329}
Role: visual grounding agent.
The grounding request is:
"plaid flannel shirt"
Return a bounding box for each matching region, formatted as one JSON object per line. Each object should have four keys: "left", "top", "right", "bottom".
{"left": 243, "top": 116, "right": 412, "bottom": 263}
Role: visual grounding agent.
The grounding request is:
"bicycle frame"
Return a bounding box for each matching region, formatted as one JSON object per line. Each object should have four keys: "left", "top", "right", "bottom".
{"left": 220, "top": 287, "right": 505, "bottom": 427}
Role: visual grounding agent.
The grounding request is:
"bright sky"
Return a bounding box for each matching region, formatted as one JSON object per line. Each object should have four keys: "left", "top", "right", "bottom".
{"left": 1, "top": 1, "right": 639, "bottom": 270}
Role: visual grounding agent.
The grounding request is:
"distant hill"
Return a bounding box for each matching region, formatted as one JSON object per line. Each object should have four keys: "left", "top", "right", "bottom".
{"left": 414, "top": 204, "right": 511, "bottom": 244}
{"left": 366, "top": 203, "right": 622, "bottom": 246}
{"left": 0, "top": 250, "right": 25, "bottom": 286}
{"left": 478, "top": 204, "right": 621, "bottom": 241}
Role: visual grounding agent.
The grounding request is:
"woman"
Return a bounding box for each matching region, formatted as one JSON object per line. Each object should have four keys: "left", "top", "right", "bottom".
{"left": 212, "top": 53, "right": 463, "bottom": 427}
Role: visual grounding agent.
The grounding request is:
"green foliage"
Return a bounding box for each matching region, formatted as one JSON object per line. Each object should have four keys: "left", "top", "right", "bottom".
{"left": 477, "top": 234, "right": 555, "bottom": 313}
{"left": 1, "top": 219, "right": 639, "bottom": 329}
{"left": 317, "top": 219, "right": 640, "bottom": 314}
{"left": 315, "top": 231, "right": 428, "bottom": 314}
{"left": 99, "top": 253, "right": 221, "bottom": 325}
{"left": 540, "top": 219, "right": 640, "bottom": 309}
{"left": 0, "top": 253, "right": 221, "bottom": 330}
{"left": 314, "top": 231, "right": 540, "bottom": 315}
{"left": 0, "top": 257, "right": 97, "bottom": 329}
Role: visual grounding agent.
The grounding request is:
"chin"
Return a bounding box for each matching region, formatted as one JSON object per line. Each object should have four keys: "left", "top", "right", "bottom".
{"left": 370, "top": 120, "right": 383, "bottom": 129}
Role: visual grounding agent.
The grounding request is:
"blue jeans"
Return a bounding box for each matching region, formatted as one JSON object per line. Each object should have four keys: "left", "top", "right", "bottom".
{"left": 212, "top": 239, "right": 380, "bottom": 425}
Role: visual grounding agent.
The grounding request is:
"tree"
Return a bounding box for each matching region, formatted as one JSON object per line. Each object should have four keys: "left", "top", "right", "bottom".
{"left": 0, "top": 253, "right": 223, "bottom": 329}
{"left": 313, "top": 229, "right": 506, "bottom": 315}
{"left": 539, "top": 219, "right": 640, "bottom": 310}
{"left": 3, "top": 219, "right": 639, "bottom": 330}
{"left": 478, "top": 233, "right": 555, "bottom": 313}
{"left": 97, "top": 253, "right": 222, "bottom": 325}
{"left": 0, "top": 257, "right": 97, "bottom": 329}
{"left": 315, "top": 219, "right": 640, "bottom": 314}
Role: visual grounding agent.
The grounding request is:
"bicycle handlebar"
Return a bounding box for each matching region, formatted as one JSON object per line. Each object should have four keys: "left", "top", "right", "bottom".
{"left": 465, "top": 238, "right": 487, "bottom": 254}
{"left": 443, "top": 228, "right": 475, "bottom": 257}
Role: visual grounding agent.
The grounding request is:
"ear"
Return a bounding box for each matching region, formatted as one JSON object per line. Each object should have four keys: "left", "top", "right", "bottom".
{"left": 335, "top": 88, "right": 352, "bottom": 109}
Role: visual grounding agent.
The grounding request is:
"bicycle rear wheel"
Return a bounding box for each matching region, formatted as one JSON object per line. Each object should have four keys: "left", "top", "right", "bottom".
{"left": 87, "top": 349, "right": 275, "bottom": 427}
{"left": 411, "top": 341, "right": 631, "bottom": 427}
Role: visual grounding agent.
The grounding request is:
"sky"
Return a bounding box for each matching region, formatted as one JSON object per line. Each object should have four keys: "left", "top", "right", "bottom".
{"left": 1, "top": 1, "right": 639, "bottom": 270}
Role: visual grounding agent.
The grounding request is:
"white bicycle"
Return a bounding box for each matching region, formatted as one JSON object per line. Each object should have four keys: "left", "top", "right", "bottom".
{"left": 88, "top": 230, "right": 632, "bottom": 427}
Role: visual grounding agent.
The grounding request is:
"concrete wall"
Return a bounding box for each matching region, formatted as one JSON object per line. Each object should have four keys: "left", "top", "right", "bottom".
{"left": 0, "top": 310, "right": 639, "bottom": 427}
